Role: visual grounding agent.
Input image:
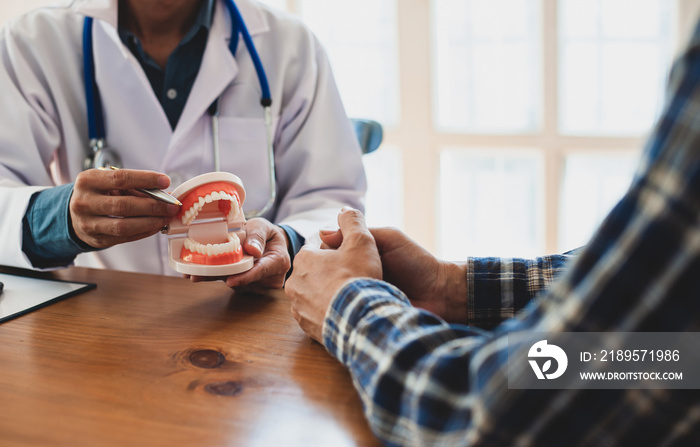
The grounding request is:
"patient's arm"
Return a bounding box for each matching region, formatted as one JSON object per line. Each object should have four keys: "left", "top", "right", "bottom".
{"left": 465, "top": 252, "right": 577, "bottom": 329}
{"left": 321, "top": 226, "right": 576, "bottom": 326}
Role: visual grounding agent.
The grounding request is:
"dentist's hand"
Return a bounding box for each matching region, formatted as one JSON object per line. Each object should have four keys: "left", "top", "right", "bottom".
{"left": 189, "top": 218, "right": 291, "bottom": 293}
{"left": 69, "top": 168, "right": 179, "bottom": 249}
{"left": 226, "top": 218, "right": 291, "bottom": 293}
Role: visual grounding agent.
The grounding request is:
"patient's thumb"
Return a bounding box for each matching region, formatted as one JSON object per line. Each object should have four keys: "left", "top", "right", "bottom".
{"left": 319, "top": 228, "right": 343, "bottom": 249}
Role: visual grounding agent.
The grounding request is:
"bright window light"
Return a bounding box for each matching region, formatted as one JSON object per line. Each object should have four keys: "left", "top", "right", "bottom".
{"left": 559, "top": 0, "right": 674, "bottom": 135}
{"left": 362, "top": 146, "right": 404, "bottom": 229}
{"left": 559, "top": 150, "right": 640, "bottom": 251}
{"left": 439, "top": 149, "right": 544, "bottom": 259}
{"left": 299, "top": 0, "right": 400, "bottom": 127}
{"left": 433, "top": 0, "right": 542, "bottom": 133}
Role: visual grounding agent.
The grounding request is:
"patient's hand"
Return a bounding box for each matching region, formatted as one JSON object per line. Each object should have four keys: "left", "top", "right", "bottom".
{"left": 321, "top": 226, "right": 468, "bottom": 324}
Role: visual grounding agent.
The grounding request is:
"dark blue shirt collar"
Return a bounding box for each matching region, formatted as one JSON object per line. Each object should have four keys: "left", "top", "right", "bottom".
{"left": 116, "top": 0, "right": 216, "bottom": 129}
{"left": 117, "top": 0, "right": 215, "bottom": 56}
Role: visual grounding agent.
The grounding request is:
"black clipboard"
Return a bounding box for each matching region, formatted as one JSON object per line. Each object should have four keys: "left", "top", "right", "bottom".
{"left": 0, "top": 272, "right": 96, "bottom": 323}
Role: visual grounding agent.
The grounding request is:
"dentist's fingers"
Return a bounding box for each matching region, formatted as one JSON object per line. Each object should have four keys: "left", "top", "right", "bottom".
{"left": 242, "top": 218, "right": 270, "bottom": 258}
{"left": 91, "top": 167, "right": 171, "bottom": 192}
{"left": 225, "top": 218, "right": 291, "bottom": 291}
{"left": 70, "top": 168, "right": 178, "bottom": 248}
{"left": 79, "top": 195, "right": 180, "bottom": 218}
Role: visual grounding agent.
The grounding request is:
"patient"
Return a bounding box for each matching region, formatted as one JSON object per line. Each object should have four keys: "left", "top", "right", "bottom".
{"left": 285, "top": 21, "right": 700, "bottom": 447}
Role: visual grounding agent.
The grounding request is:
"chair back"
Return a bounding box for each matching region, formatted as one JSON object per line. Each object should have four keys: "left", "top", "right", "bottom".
{"left": 351, "top": 118, "right": 383, "bottom": 155}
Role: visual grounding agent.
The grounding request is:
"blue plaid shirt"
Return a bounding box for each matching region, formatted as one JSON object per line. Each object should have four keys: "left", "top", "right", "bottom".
{"left": 322, "top": 25, "right": 700, "bottom": 447}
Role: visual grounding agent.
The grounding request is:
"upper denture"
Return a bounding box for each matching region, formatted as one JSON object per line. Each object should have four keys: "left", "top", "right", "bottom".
{"left": 177, "top": 181, "right": 241, "bottom": 226}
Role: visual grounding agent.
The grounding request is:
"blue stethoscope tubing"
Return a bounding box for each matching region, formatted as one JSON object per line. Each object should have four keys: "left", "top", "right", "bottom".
{"left": 83, "top": 0, "right": 277, "bottom": 218}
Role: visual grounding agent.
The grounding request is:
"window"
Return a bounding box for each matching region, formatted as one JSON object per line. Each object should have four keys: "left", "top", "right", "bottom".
{"left": 559, "top": 0, "right": 674, "bottom": 135}
{"left": 298, "top": 0, "right": 400, "bottom": 126}
{"left": 439, "top": 149, "right": 544, "bottom": 258}
{"left": 294, "top": 0, "right": 403, "bottom": 228}
{"left": 559, "top": 150, "right": 640, "bottom": 250}
{"left": 224, "top": 0, "right": 698, "bottom": 257}
{"left": 362, "top": 146, "right": 404, "bottom": 228}
{"left": 428, "top": 0, "right": 679, "bottom": 257}
{"left": 433, "top": 0, "right": 542, "bottom": 133}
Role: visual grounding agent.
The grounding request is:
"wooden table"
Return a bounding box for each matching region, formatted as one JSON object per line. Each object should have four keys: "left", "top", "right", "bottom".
{"left": 0, "top": 266, "right": 380, "bottom": 447}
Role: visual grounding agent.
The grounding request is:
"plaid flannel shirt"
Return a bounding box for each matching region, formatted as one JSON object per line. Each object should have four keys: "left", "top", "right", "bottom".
{"left": 321, "top": 24, "right": 700, "bottom": 447}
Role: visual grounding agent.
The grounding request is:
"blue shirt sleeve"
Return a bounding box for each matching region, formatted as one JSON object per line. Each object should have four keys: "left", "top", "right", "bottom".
{"left": 278, "top": 224, "right": 305, "bottom": 265}
{"left": 22, "top": 183, "right": 96, "bottom": 268}
{"left": 466, "top": 252, "right": 575, "bottom": 329}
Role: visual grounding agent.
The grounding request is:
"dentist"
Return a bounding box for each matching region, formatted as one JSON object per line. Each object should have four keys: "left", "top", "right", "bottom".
{"left": 0, "top": 0, "right": 366, "bottom": 292}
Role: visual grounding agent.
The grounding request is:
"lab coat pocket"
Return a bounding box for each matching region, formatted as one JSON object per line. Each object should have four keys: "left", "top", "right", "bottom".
{"left": 216, "top": 116, "right": 279, "bottom": 214}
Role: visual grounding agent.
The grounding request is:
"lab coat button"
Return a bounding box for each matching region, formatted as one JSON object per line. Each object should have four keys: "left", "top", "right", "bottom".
{"left": 167, "top": 88, "right": 177, "bottom": 99}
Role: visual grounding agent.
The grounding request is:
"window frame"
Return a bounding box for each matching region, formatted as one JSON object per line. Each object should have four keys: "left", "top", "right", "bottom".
{"left": 276, "top": 0, "right": 698, "bottom": 255}
{"left": 387, "top": 0, "right": 695, "bottom": 255}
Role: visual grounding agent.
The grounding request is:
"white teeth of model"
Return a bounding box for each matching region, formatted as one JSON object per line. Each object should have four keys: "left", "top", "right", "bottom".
{"left": 184, "top": 233, "right": 240, "bottom": 257}
{"left": 182, "top": 192, "right": 242, "bottom": 225}
{"left": 186, "top": 211, "right": 195, "bottom": 225}
{"left": 227, "top": 199, "right": 240, "bottom": 221}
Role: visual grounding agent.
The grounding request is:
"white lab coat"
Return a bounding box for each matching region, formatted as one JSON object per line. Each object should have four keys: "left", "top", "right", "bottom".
{"left": 0, "top": 0, "right": 366, "bottom": 275}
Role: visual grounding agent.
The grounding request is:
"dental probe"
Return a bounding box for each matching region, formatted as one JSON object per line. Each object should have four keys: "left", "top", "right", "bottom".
{"left": 108, "top": 166, "right": 182, "bottom": 206}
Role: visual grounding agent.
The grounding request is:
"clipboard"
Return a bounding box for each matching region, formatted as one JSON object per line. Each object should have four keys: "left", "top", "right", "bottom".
{"left": 0, "top": 272, "right": 96, "bottom": 323}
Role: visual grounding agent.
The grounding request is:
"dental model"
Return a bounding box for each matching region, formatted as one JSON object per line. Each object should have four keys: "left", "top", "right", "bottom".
{"left": 163, "top": 172, "right": 254, "bottom": 276}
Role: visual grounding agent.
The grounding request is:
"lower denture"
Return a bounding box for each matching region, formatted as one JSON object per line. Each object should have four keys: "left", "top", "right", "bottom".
{"left": 176, "top": 181, "right": 244, "bottom": 265}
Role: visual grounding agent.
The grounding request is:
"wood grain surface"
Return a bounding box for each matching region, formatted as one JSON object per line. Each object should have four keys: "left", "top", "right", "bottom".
{"left": 0, "top": 266, "right": 380, "bottom": 447}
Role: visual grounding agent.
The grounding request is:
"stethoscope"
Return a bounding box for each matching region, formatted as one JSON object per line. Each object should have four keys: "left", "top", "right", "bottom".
{"left": 82, "top": 0, "right": 277, "bottom": 218}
